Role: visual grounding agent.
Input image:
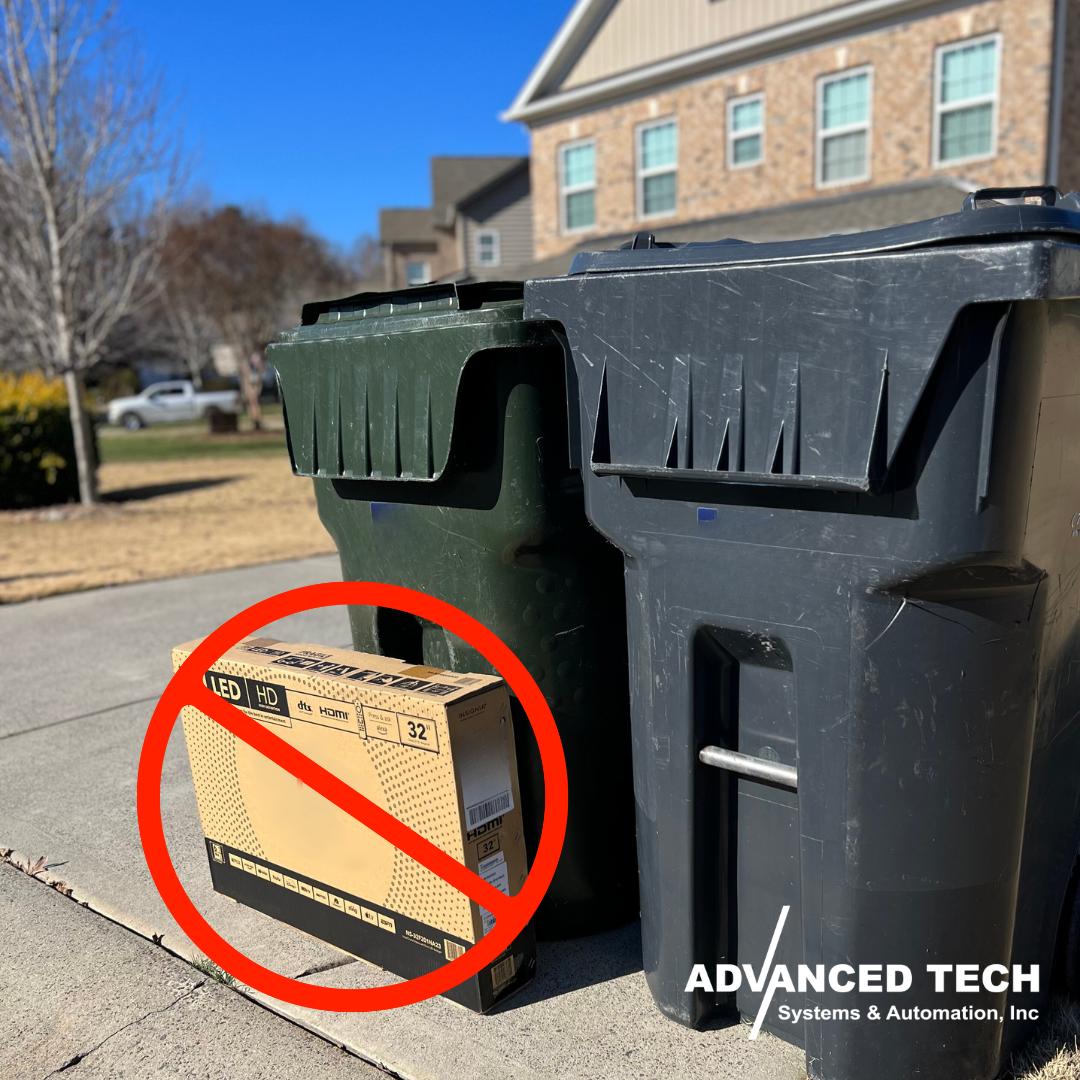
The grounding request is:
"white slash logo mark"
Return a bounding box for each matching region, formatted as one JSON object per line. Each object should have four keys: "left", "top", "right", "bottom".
{"left": 748, "top": 905, "right": 790, "bottom": 1040}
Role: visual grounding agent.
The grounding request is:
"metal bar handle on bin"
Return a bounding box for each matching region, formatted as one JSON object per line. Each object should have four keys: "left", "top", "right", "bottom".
{"left": 699, "top": 745, "right": 798, "bottom": 791}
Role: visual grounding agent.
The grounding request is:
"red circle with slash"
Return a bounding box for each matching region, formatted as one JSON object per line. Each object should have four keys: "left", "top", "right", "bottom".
{"left": 136, "top": 581, "right": 568, "bottom": 1011}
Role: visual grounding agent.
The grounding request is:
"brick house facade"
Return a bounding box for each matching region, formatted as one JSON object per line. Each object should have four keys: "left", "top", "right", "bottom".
{"left": 506, "top": 0, "right": 1074, "bottom": 264}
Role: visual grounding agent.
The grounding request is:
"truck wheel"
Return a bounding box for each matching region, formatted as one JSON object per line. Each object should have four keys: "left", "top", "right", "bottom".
{"left": 121, "top": 412, "right": 143, "bottom": 431}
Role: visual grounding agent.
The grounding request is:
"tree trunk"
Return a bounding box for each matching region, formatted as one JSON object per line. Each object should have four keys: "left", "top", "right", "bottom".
{"left": 63, "top": 368, "right": 99, "bottom": 505}
{"left": 241, "top": 351, "right": 263, "bottom": 431}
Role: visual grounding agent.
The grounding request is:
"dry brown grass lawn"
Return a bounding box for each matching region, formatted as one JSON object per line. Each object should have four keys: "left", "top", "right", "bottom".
{"left": 1010, "top": 998, "right": 1080, "bottom": 1080}
{"left": 0, "top": 455, "right": 336, "bottom": 603}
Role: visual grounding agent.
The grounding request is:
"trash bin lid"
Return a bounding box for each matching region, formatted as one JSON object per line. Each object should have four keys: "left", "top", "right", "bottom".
{"left": 299, "top": 280, "right": 524, "bottom": 325}
{"left": 524, "top": 187, "right": 1080, "bottom": 496}
{"left": 271, "top": 281, "right": 556, "bottom": 484}
{"left": 563, "top": 186, "right": 1080, "bottom": 275}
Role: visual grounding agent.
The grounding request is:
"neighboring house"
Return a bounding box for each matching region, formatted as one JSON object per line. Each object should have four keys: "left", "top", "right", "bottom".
{"left": 379, "top": 157, "right": 534, "bottom": 287}
{"left": 505, "top": 0, "right": 1076, "bottom": 270}
{"left": 378, "top": 207, "right": 451, "bottom": 291}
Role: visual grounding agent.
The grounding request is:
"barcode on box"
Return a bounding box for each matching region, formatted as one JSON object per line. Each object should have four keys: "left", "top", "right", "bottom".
{"left": 467, "top": 789, "right": 511, "bottom": 828}
{"left": 490, "top": 954, "right": 516, "bottom": 988}
{"left": 444, "top": 940, "right": 466, "bottom": 961}
{"left": 456, "top": 677, "right": 482, "bottom": 686}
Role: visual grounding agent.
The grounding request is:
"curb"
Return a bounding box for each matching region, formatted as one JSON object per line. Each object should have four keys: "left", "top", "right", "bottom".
{"left": 0, "top": 846, "right": 408, "bottom": 1079}
{"left": 0, "top": 846, "right": 198, "bottom": 961}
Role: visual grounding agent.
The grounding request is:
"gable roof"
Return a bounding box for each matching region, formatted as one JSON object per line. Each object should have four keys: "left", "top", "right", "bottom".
{"left": 431, "top": 157, "right": 528, "bottom": 225}
{"left": 503, "top": 0, "right": 616, "bottom": 123}
{"left": 454, "top": 158, "right": 531, "bottom": 212}
{"left": 380, "top": 158, "right": 530, "bottom": 246}
{"left": 379, "top": 208, "right": 437, "bottom": 245}
{"left": 504, "top": 0, "right": 933, "bottom": 125}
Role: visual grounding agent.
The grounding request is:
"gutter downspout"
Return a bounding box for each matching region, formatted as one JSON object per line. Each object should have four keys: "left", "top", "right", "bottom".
{"left": 1047, "top": 0, "right": 1068, "bottom": 186}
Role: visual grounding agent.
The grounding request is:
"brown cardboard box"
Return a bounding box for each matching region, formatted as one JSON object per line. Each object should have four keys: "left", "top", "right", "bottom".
{"left": 173, "top": 635, "right": 535, "bottom": 1011}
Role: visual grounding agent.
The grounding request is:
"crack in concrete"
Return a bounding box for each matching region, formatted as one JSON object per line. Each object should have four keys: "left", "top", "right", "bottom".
{"left": 0, "top": 695, "right": 160, "bottom": 742}
{"left": 295, "top": 956, "right": 360, "bottom": 979}
{"left": 42, "top": 980, "right": 207, "bottom": 1078}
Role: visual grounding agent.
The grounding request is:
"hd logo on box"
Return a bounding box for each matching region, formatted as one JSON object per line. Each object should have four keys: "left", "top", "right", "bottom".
{"left": 204, "top": 672, "right": 289, "bottom": 716}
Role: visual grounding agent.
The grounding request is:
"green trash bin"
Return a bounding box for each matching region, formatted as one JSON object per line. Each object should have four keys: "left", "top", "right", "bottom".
{"left": 268, "top": 281, "right": 638, "bottom": 940}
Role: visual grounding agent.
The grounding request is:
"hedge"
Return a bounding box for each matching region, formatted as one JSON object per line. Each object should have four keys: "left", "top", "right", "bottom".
{"left": 0, "top": 372, "right": 84, "bottom": 509}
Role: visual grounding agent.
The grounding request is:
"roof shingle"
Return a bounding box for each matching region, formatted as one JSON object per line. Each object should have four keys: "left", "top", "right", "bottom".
{"left": 431, "top": 157, "right": 527, "bottom": 225}
{"left": 379, "top": 208, "right": 437, "bottom": 245}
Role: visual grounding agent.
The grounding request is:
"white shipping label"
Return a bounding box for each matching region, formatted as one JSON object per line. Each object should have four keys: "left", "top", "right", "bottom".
{"left": 479, "top": 851, "right": 509, "bottom": 936}
{"left": 456, "top": 718, "right": 514, "bottom": 831}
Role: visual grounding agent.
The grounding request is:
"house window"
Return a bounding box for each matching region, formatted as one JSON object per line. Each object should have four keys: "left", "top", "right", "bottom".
{"left": 405, "top": 260, "right": 430, "bottom": 286}
{"left": 817, "top": 67, "right": 872, "bottom": 187}
{"left": 728, "top": 93, "right": 764, "bottom": 168}
{"left": 934, "top": 35, "right": 1000, "bottom": 166}
{"left": 559, "top": 139, "right": 596, "bottom": 233}
{"left": 475, "top": 230, "right": 501, "bottom": 268}
{"left": 637, "top": 118, "right": 678, "bottom": 218}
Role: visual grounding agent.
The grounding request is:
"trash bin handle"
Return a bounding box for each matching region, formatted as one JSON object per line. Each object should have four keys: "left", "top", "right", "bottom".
{"left": 699, "top": 745, "right": 798, "bottom": 790}
{"left": 962, "top": 186, "right": 1062, "bottom": 211}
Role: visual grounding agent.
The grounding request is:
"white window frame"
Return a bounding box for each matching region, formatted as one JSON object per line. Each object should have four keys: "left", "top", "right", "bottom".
{"left": 815, "top": 65, "right": 873, "bottom": 190}
{"left": 932, "top": 32, "right": 1002, "bottom": 169}
{"left": 727, "top": 92, "right": 765, "bottom": 170}
{"left": 404, "top": 260, "right": 430, "bottom": 286}
{"left": 558, "top": 136, "right": 597, "bottom": 236}
{"left": 635, "top": 116, "right": 679, "bottom": 221}
{"left": 474, "top": 229, "right": 501, "bottom": 268}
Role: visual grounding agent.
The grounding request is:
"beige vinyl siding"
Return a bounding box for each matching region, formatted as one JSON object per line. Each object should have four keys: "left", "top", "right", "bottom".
{"left": 461, "top": 168, "right": 534, "bottom": 277}
{"left": 562, "top": 0, "right": 852, "bottom": 90}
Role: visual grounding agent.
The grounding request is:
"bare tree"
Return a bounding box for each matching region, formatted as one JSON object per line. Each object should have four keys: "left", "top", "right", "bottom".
{"left": 159, "top": 205, "right": 352, "bottom": 427}
{"left": 157, "top": 298, "right": 214, "bottom": 389}
{"left": 155, "top": 218, "right": 218, "bottom": 389}
{"left": 348, "top": 233, "right": 383, "bottom": 288}
{"left": 0, "top": 0, "right": 180, "bottom": 503}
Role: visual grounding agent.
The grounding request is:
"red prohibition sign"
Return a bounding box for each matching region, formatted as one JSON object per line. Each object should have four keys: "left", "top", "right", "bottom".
{"left": 137, "top": 581, "right": 569, "bottom": 1011}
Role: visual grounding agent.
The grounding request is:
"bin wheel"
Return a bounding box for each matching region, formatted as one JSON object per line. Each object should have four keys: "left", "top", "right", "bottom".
{"left": 121, "top": 412, "right": 143, "bottom": 431}
{"left": 1064, "top": 862, "right": 1080, "bottom": 998}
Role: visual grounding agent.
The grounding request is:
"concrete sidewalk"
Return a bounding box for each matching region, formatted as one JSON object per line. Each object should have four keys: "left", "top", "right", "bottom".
{"left": 0, "top": 558, "right": 804, "bottom": 1080}
{"left": 1, "top": 860, "right": 386, "bottom": 1079}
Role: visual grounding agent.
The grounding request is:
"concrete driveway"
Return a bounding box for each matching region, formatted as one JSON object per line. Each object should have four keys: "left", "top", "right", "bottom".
{"left": 0, "top": 557, "right": 803, "bottom": 1080}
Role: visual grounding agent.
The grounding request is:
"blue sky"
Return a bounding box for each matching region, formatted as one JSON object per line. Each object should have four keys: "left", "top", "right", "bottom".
{"left": 123, "top": 1, "right": 572, "bottom": 249}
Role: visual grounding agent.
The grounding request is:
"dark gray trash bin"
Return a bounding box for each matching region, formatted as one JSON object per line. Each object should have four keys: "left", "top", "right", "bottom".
{"left": 525, "top": 187, "right": 1080, "bottom": 1080}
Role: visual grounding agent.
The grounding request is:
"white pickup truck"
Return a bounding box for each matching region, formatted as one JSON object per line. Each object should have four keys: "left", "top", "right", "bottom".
{"left": 106, "top": 380, "right": 241, "bottom": 430}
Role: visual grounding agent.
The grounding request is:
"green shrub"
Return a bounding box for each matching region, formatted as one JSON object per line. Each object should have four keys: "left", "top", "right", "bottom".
{"left": 0, "top": 372, "right": 83, "bottom": 509}
{"left": 93, "top": 367, "right": 140, "bottom": 404}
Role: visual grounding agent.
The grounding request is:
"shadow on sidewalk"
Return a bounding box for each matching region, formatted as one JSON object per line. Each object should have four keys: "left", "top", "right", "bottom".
{"left": 495, "top": 920, "right": 645, "bottom": 1010}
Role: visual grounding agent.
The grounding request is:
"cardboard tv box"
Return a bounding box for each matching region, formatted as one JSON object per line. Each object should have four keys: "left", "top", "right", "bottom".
{"left": 173, "top": 636, "right": 535, "bottom": 1011}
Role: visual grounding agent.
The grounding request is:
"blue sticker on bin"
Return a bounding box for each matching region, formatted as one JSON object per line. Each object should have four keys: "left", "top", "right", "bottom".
{"left": 697, "top": 507, "right": 717, "bottom": 523}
